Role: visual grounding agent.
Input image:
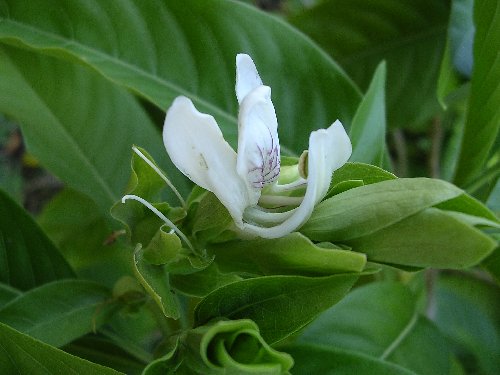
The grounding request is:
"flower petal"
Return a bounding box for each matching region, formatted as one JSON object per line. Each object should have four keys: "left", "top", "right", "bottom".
{"left": 163, "top": 96, "right": 249, "bottom": 226}
{"left": 242, "top": 120, "right": 351, "bottom": 238}
{"left": 235, "top": 54, "right": 263, "bottom": 104}
{"left": 237, "top": 85, "right": 280, "bottom": 206}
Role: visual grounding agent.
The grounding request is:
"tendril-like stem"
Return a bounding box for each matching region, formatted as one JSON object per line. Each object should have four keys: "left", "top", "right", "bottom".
{"left": 122, "top": 194, "right": 194, "bottom": 251}
{"left": 132, "top": 146, "right": 186, "bottom": 208}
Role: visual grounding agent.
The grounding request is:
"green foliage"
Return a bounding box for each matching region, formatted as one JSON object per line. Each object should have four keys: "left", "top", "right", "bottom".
{"left": 289, "top": 0, "right": 448, "bottom": 129}
{"left": 0, "top": 279, "right": 118, "bottom": 347}
{"left": 0, "top": 0, "right": 498, "bottom": 373}
{"left": 0, "top": 322, "right": 123, "bottom": 374}
{"left": 0, "top": 0, "right": 361, "bottom": 154}
{"left": 349, "top": 62, "right": 387, "bottom": 166}
{"left": 295, "top": 282, "right": 459, "bottom": 374}
{"left": 209, "top": 232, "right": 366, "bottom": 276}
{"left": 453, "top": 0, "right": 500, "bottom": 187}
{"left": 146, "top": 319, "right": 293, "bottom": 374}
{"left": 195, "top": 273, "right": 360, "bottom": 344}
{"left": 0, "top": 189, "right": 74, "bottom": 290}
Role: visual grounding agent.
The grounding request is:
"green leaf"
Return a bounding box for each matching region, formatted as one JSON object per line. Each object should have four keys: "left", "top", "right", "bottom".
{"left": 283, "top": 345, "right": 416, "bottom": 375}
{"left": 170, "top": 263, "right": 241, "bottom": 298}
{"left": 302, "top": 178, "right": 462, "bottom": 242}
{"left": 0, "top": 0, "right": 361, "bottom": 154}
{"left": 195, "top": 273, "right": 360, "bottom": 344}
{"left": 289, "top": 0, "right": 448, "bottom": 129}
{"left": 437, "top": 39, "right": 462, "bottom": 109}
{"left": 0, "top": 321, "right": 123, "bottom": 374}
{"left": 38, "top": 189, "right": 132, "bottom": 288}
{"left": 453, "top": 0, "right": 500, "bottom": 186}
{"left": 64, "top": 335, "right": 146, "bottom": 375}
{"left": 133, "top": 245, "right": 180, "bottom": 320}
{"left": 0, "top": 279, "right": 118, "bottom": 348}
{"left": 209, "top": 232, "right": 366, "bottom": 276}
{"left": 436, "top": 192, "right": 500, "bottom": 222}
{"left": 0, "top": 283, "right": 20, "bottom": 308}
{"left": 326, "top": 162, "right": 397, "bottom": 198}
{"left": 111, "top": 148, "right": 187, "bottom": 247}
{"left": 0, "top": 46, "right": 184, "bottom": 216}
{"left": 297, "top": 282, "right": 457, "bottom": 375}
{"left": 349, "top": 61, "right": 387, "bottom": 166}
{"left": 345, "top": 208, "right": 496, "bottom": 268}
{"left": 434, "top": 273, "right": 500, "bottom": 375}
{"left": 0, "top": 189, "right": 74, "bottom": 290}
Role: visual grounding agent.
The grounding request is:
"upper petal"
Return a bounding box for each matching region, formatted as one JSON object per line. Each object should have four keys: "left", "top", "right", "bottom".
{"left": 242, "top": 120, "right": 351, "bottom": 238}
{"left": 163, "top": 96, "right": 249, "bottom": 226}
{"left": 237, "top": 85, "right": 280, "bottom": 206}
{"left": 236, "top": 54, "right": 263, "bottom": 104}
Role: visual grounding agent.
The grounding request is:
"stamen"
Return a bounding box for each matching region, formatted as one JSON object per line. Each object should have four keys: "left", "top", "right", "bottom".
{"left": 244, "top": 206, "right": 296, "bottom": 224}
{"left": 132, "top": 146, "right": 186, "bottom": 208}
{"left": 258, "top": 194, "right": 303, "bottom": 207}
{"left": 267, "top": 178, "right": 307, "bottom": 193}
{"left": 122, "top": 194, "right": 194, "bottom": 251}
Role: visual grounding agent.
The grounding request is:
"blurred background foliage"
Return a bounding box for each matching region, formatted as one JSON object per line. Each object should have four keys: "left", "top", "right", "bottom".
{"left": 0, "top": 0, "right": 498, "bottom": 374}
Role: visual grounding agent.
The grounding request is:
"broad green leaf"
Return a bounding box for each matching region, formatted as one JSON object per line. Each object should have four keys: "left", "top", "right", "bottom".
{"left": 453, "top": 0, "right": 500, "bottom": 186}
{"left": 0, "top": 279, "right": 118, "bottom": 348}
{"left": 331, "top": 162, "right": 397, "bottom": 185}
{"left": 436, "top": 192, "right": 500, "bottom": 222}
{"left": 0, "top": 0, "right": 361, "bottom": 154}
{"left": 0, "top": 189, "right": 74, "bottom": 290}
{"left": 349, "top": 61, "right": 387, "bottom": 166}
{"left": 133, "top": 245, "right": 180, "bottom": 319}
{"left": 283, "top": 345, "right": 416, "bottom": 375}
{"left": 209, "top": 232, "right": 366, "bottom": 276}
{"left": 289, "top": 0, "right": 448, "bottom": 129}
{"left": 0, "top": 283, "right": 20, "bottom": 308}
{"left": 302, "top": 178, "right": 462, "bottom": 241}
{"left": 195, "top": 273, "right": 359, "bottom": 344}
{"left": 64, "top": 335, "right": 146, "bottom": 375}
{"left": 38, "top": 189, "right": 132, "bottom": 288}
{"left": 345, "top": 208, "right": 496, "bottom": 268}
{"left": 170, "top": 263, "right": 241, "bottom": 298}
{"left": 0, "top": 46, "right": 187, "bottom": 216}
{"left": 0, "top": 321, "right": 123, "bottom": 374}
{"left": 297, "top": 282, "right": 456, "bottom": 375}
{"left": 434, "top": 273, "right": 500, "bottom": 375}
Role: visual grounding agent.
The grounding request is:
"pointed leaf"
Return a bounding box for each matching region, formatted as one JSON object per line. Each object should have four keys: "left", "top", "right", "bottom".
{"left": 302, "top": 178, "right": 462, "bottom": 242}
{"left": 0, "top": 46, "right": 187, "bottom": 216}
{"left": 289, "top": 0, "right": 448, "bottom": 128}
{"left": 0, "top": 189, "right": 74, "bottom": 290}
{"left": 298, "top": 282, "right": 457, "bottom": 375}
{"left": 453, "top": 0, "right": 500, "bottom": 186}
{"left": 349, "top": 61, "right": 387, "bottom": 166}
{"left": 0, "top": 0, "right": 361, "bottom": 153}
{"left": 0, "top": 280, "right": 118, "bottom": 348}
{"left": 209, "top": 232, "right": 366, "bottom": 276}
{"left": 0, "top": 322, "right": 123, "bottom": 374}
{"left": 195, "top": 273, "right": 360, "bottom": 344}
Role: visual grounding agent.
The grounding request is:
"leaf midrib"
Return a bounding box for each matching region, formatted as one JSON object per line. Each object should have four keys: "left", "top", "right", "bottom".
{"left": 0, "top": 18, "right": 238, "bottom": 125}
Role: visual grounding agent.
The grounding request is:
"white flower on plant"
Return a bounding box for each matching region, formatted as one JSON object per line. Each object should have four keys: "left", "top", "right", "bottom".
{"left": 162, "top": 54, "right": 352, "bottom": 239}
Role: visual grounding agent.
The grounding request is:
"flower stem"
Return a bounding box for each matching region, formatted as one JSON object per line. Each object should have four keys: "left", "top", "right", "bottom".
{"left": 132, "top": 146, "right": 186, "bottom": 208}
{"left": 122, "top": 194, "right": 193, "bottom": 251}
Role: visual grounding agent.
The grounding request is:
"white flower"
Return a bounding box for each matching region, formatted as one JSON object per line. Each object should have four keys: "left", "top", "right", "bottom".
{"left": 163, "top": 54, "right": 352, "bottom": 239}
